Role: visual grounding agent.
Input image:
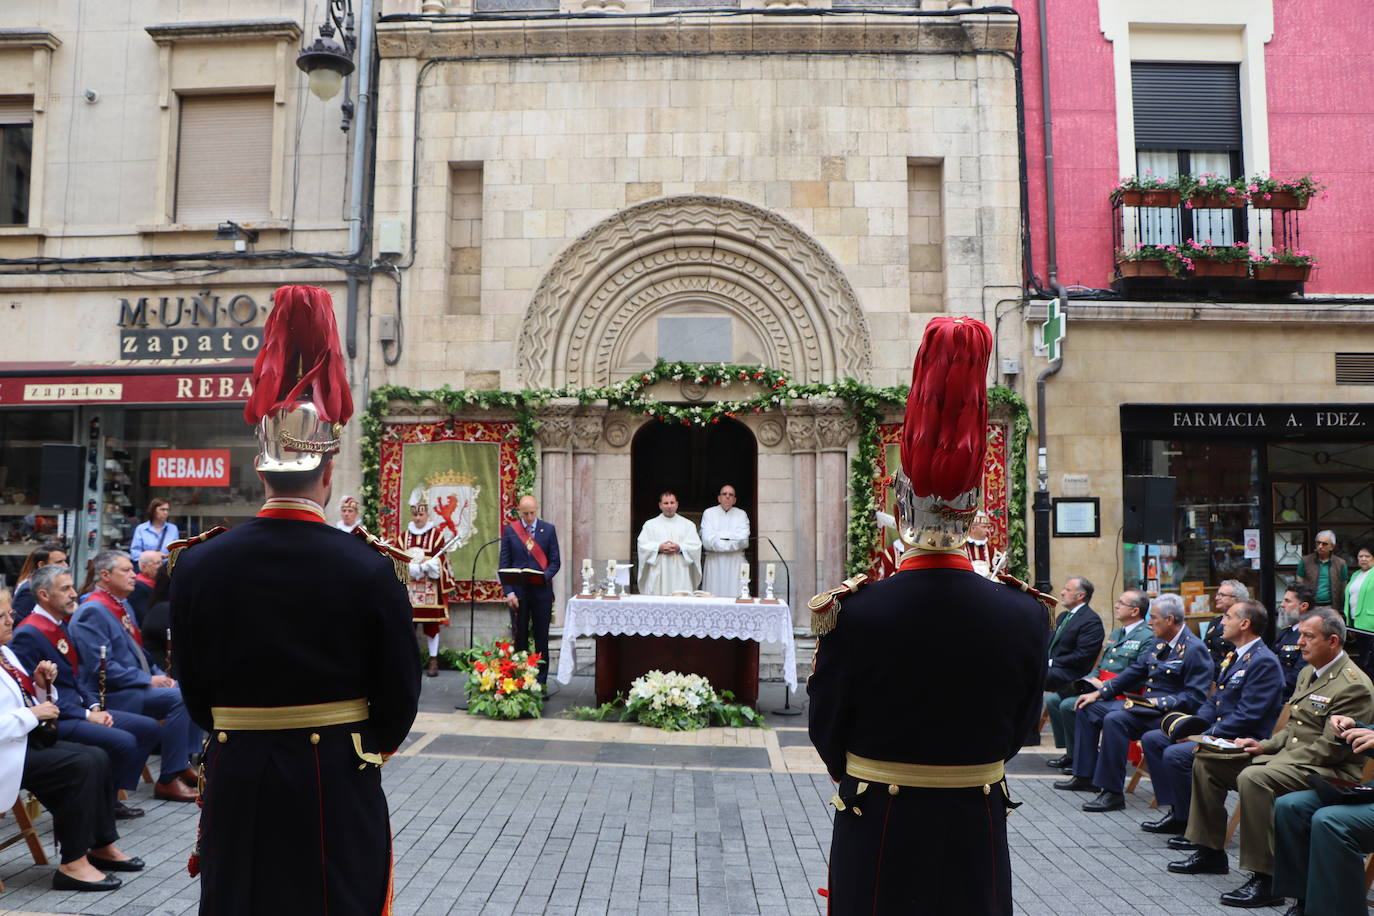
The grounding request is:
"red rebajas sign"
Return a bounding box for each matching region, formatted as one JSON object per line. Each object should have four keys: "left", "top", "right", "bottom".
{"left": 149, "top": 449, "right": 231, "bottom": 487}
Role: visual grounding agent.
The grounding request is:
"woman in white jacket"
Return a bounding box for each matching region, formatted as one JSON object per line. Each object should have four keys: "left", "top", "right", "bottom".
{"left": 0, "top": 590, "right": 142, "bottom": 891}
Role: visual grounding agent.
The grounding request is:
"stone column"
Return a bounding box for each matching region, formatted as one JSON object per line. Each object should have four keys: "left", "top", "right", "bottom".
{"left": 785, "top": 406, "right": 817, "bottom": 629}
{"left": 569, "top": 402, "right": 606, "bottom": 615}
{"left": 535, "top": 399, "right": 576, "bottom": 621}
{"left": 815, "top": 402, "right": 859, "bottom": 596}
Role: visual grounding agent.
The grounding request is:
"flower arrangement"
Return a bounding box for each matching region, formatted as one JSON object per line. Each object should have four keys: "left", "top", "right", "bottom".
{"left": 1181, "top": 239, "right": 1251, "bottom": 263}
{"left": 565, "top": 670, "right": 763, "bottom": 731}
{"left": 1115, "top": 244, "right": 1186, "bottom": 276}
{"left": 1252, "top": 247, "right": 1317, "bottom": 281}
{"left": 461, "top": 639, "right": 543, "bottom": 719}
{"left": 1247, "top": 173, "right": 1326, "bottom": 208}
{"left": 1111, "top": 172, "right": 1181, "bottom": 207}
{"left": 1182, "top": 173, "right": 1248, "bottom": 208}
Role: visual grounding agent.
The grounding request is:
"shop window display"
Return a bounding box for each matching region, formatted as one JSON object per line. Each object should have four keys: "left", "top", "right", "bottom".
{"left": 0, "top": 410, "right": 75, "bottom": 584}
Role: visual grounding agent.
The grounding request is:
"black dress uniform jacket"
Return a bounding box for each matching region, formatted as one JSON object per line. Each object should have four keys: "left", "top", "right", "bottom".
{"left": 808, "top": 567, "right": 1046, "bottom": 915}
{"left": 171, "top": 517, "right": 422, "bottom": 916}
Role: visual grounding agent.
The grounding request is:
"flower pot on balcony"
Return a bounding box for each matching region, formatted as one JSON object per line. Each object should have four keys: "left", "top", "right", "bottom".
{"left": 1249, "top": 190, "right": 1309, "bottom": 210}
{"left": 1187, "top": 194, "right": 1246, "bottom": 209}
{"left": 1120, "top": 189, "right": 1181, "bottom": 208}
{"left": 1253, "top": 264, "right": 1313, "bottom": 282}
{"left": 1117, "top": 260, "right": 1174, "bottom": 278}
{"left": 1189, "top": 260, "right": 1248, "bottom": 278}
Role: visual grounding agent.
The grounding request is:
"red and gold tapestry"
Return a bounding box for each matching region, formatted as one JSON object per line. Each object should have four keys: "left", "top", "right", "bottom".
{"left": 873, "top": 420, "right": 1009, "bottom": 574}
{"left": 378, "top": 419, "right": 519, "bottom": 602}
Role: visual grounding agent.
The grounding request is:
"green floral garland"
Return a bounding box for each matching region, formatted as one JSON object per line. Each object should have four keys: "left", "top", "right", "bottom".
{"left": 359, "top": 361, "right": 1027, "bottom": 581}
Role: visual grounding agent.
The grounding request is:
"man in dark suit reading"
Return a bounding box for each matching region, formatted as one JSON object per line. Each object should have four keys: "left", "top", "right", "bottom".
{"left": 500, "top": 495, "right": 561, "bottom": 685}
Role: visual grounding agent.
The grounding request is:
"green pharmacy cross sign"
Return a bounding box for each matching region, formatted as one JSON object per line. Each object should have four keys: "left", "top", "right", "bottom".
{"left": 1041, "top": 300, "right": 1066, "bottom": 362}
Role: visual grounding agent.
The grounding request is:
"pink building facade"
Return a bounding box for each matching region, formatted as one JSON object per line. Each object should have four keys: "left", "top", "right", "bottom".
{"left": 1011, "top": 0, "right": 1374, "bottom": 616}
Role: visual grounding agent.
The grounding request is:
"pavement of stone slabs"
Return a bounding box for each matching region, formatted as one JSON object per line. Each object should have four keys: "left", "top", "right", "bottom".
{"left": 0, "top": 672, "right": 1287, "bottom": 915}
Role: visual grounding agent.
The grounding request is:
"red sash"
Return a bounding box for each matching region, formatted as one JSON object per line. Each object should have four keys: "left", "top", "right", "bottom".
{"left": 897, "top": 552, "right": 975, "bottom": 573}
{"left": 257, "top": 497, "right": 327, "bottom": 524}
{"left": 90, "top": 588, "right": 145, "bottom": 649}
{"left": 0, "top": 653, "right": 35, "bottom": 698}
{"left": 21, "top": 614, "right": 78, "bottom": 677}
{"left": 507, "top": 522, "right": 549, "bottom": 571}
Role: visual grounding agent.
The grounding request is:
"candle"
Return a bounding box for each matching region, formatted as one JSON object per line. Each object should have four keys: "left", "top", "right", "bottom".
{"left": 740, "top": 560, "right": 750, "bottom": 580}
{"left": 766, "top": 563, "right": 775, "bottom": 583}
{"left": 582, "top": 558, "right": 593, "bottom": 573}
{"left": 606, "top": 559, "right": 616, "bottom": 578}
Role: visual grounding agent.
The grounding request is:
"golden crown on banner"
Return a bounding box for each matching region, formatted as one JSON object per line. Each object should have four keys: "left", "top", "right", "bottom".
{"left": 426, "top": 470, "right": 476, "bottom": 488}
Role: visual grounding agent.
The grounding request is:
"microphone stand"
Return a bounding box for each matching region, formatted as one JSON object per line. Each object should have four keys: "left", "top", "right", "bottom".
{"left": 456, "top": 536, "right": 501, "bottom": 712}
{"left": 723, "top": 535, "right": 801, "bottom": 717}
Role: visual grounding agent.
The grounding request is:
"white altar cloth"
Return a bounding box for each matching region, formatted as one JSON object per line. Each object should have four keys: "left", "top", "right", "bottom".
{"left": 555, "top": 594, "right": 797, "bottom": 692}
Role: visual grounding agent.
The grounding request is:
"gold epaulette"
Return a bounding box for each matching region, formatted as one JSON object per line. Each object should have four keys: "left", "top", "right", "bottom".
{"left": 350, "top": 525, "right": 411, "bottom": 585}
{"left": 995, "top": 572, "right": 1059, "bottom": 629}
{"left": 166, "top": 526, "right": 228, "bottom": 577}
{"left": 807, "top": 574, "right": 868, "bottom": 637}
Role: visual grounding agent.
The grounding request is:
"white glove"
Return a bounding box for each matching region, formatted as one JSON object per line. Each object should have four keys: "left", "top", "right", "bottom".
{"left": 421, "top": 557, "right": 442, "bottom": 579}
{"left": 875, "top": 510, "right": 896, "bottom": 530}
{"left": 408, "top": 561, "right": 424, "bottom": 579}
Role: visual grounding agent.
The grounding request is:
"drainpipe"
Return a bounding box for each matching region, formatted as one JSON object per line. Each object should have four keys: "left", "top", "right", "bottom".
{"left": 1033, "top": 0, "right": 1066, "bottom": 592}
{"left": 345, "top": 0, "right": 377, "bottom": 359}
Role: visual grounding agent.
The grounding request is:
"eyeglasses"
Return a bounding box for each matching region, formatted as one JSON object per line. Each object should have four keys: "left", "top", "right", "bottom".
{"left": 1216, "top": 592, "right": 1235, "bottom": 599}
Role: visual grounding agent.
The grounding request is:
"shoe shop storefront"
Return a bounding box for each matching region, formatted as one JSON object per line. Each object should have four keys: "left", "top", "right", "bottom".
{"left": 1119, "top": 403, "right": 1374, "bottom": 616}
{"left": 0, "top": 361, "right": 261, "bottom": 585}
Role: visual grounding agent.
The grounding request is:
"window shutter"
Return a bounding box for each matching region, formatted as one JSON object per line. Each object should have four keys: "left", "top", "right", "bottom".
{"left": 1132, "top": 63, "right": 1241, "bottom": 151}
{"left": 0, "top": 98, "right": 33, "bottom": 125}
{"left": 175, "top": 94, "right": 273, "bottom": 223}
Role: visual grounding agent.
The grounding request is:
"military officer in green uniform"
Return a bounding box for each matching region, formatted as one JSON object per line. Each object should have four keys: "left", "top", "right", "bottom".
{"left": 1045, "top": 589, "right": 1153, "bottom": 770}
{"left": 1273, "top": 714, "right": 1374, "bottom": 916}
{"left": 1170, "top": 607, "right": 1374, "bottom": 909}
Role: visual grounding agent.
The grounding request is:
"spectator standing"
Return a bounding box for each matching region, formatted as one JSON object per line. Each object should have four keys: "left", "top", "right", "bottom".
{"left": 128, "top": 498, "right": 179, "bottom": 560}
{"left": 1300, "top": 530, "right": 1348, "bottom": 614}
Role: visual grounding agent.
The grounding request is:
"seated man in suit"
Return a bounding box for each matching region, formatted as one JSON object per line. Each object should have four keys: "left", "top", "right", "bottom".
{"left": 1273, "top": 582, "right": 1314, "bottom": 698}
{"left": 1045, "top": 589, "right": 1153, "bottom": 771}
{"left": 1056, "top": 593, "right": 1212, "bottom": 813}
{"left": 12, "top": 564, "right": 162, "bottom": 818}
{"left": 1041, "top": 576, "right": 1105, "bottom": 744}
{"left": 1272, "top": 715, "right": 1374, "bottom": 916}
{"left": 1138, "top": 598, "right": 1285, "bottom": 836}
{"left": 68, "top": 551, "right": 199, "bottom": 803}
{"left": 499, "top": 495, "right": 561, "bottom": 685}
{"left": 1170, "top": 607, "right": 1374, "bottom": 909}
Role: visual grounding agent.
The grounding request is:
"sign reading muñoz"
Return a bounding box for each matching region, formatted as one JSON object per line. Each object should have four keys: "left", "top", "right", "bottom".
{"left": 117, "top": 293, "right": 265, "bottom": 360}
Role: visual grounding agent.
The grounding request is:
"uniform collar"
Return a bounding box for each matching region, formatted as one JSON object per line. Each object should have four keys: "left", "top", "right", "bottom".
{"left": 1315, "top": 651, "right": 1347, "bottom": 679}
{"left": 32, "top": 608, "right": 62, "bottom": 627}
{"left": 1122, "top": 619, "right": 1146, "bottom": 635}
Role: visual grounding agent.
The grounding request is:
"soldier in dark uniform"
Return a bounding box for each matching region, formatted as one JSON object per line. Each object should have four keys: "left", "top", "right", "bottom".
{"left": 170, "top": 285, "right": 421, "bottom": 916}
{"left": 808, "top": 317, "right": 1052, "bottom": 915}
{"left": 1273, "top": 582, "right": 1314, "bottom": 697}
{"left": 1055, "top": 593, "right": 1213, "bottom": 813}
{"left": 1202, "top": 579, "right": 1250, "bottom": 672}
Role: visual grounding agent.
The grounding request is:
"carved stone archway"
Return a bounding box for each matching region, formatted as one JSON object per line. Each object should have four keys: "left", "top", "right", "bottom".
{"left": 517, "top": 196, "right": 873, "bottom": 389}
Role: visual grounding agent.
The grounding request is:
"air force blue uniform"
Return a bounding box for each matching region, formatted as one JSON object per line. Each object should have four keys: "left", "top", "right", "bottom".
{"left": 1140, "top": 640, "right": 1285, "bottom": 819}
{"left": 11, "top": 616, "right": 160, "bottom": 793}
{"left": 1072, "top": 628, "right": 1213, "bottom": 794}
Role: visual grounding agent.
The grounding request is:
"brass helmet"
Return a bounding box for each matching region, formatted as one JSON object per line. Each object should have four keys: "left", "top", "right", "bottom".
{"left": 244, "top": 285, "right": 353, "bottom": 473}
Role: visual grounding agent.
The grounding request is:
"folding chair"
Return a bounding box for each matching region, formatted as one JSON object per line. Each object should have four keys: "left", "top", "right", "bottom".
{"left": 0, "top": 794, "right": 50, "bottom": 890}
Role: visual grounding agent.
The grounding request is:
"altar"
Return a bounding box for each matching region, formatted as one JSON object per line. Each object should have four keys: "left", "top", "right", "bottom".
{"left": 555, "top": 594, "right": 798, "bottom": 706}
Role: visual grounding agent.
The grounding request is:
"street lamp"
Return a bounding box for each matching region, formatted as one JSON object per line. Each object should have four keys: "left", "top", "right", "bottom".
{"left": 296, "top": 0, "right": 356, "bottom": 102}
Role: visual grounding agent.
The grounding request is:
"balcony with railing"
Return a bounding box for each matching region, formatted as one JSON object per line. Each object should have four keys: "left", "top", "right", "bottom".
{"left": 1110, "top": 173, "right": 1323, "bottom": 298}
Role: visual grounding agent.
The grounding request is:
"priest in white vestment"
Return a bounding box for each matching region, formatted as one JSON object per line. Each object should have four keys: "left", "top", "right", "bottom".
{"left": 699, "top": 484, "right": 751, "bottom": 596}
{"left": 636, "top": 491, "right": 703, "bottom": 595}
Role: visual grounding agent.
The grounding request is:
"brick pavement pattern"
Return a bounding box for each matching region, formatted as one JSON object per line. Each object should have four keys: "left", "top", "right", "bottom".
{"left": 0, "top": 675, "right": 1289, "bottom": 915}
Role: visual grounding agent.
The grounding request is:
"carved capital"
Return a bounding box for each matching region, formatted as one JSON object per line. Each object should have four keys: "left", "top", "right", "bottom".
{"left": 814, "top": 401, "right": 858, "bottom": 451}
{"left": 571, "top": 411, "right": 605, "bottom": 453}
{"left": 783, "top": 407, "right": 817, "bottom": 454}
{"left": 536, "top": 399, "right": 578, "bottom": 451}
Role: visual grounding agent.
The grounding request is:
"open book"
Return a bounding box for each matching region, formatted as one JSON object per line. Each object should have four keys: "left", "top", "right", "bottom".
{"left": 498, "top": 567, "right": 547, "bottom": 587}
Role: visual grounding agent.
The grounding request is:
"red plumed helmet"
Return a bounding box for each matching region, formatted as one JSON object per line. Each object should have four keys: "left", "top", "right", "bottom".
{"left": 244, "top": 285, "right": 353, "bottom": 426}
{"left": 899, "top": 316, "right": 992, "bottom": 500}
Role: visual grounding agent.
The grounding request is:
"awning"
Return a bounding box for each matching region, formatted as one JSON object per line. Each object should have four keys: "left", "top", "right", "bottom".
{"left": 0, "top": 360, "right": 254, "bottom": 407}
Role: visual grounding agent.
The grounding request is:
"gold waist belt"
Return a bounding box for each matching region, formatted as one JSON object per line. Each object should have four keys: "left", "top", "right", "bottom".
{"left": 845, "top": 752, "right": 1004, "bottom": 788}
{"left": 211, "top": 698, "right": 368, "bottom": 731}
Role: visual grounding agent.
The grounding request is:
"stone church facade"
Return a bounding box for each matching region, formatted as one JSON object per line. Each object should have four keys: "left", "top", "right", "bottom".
{"left": 366, "top": 3, "right": 1024, "bottom": 626}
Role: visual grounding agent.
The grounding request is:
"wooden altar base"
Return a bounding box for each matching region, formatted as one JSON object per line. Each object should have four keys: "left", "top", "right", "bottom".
{"left": 594, "top": 635, "right": 761, "bottom": 706}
